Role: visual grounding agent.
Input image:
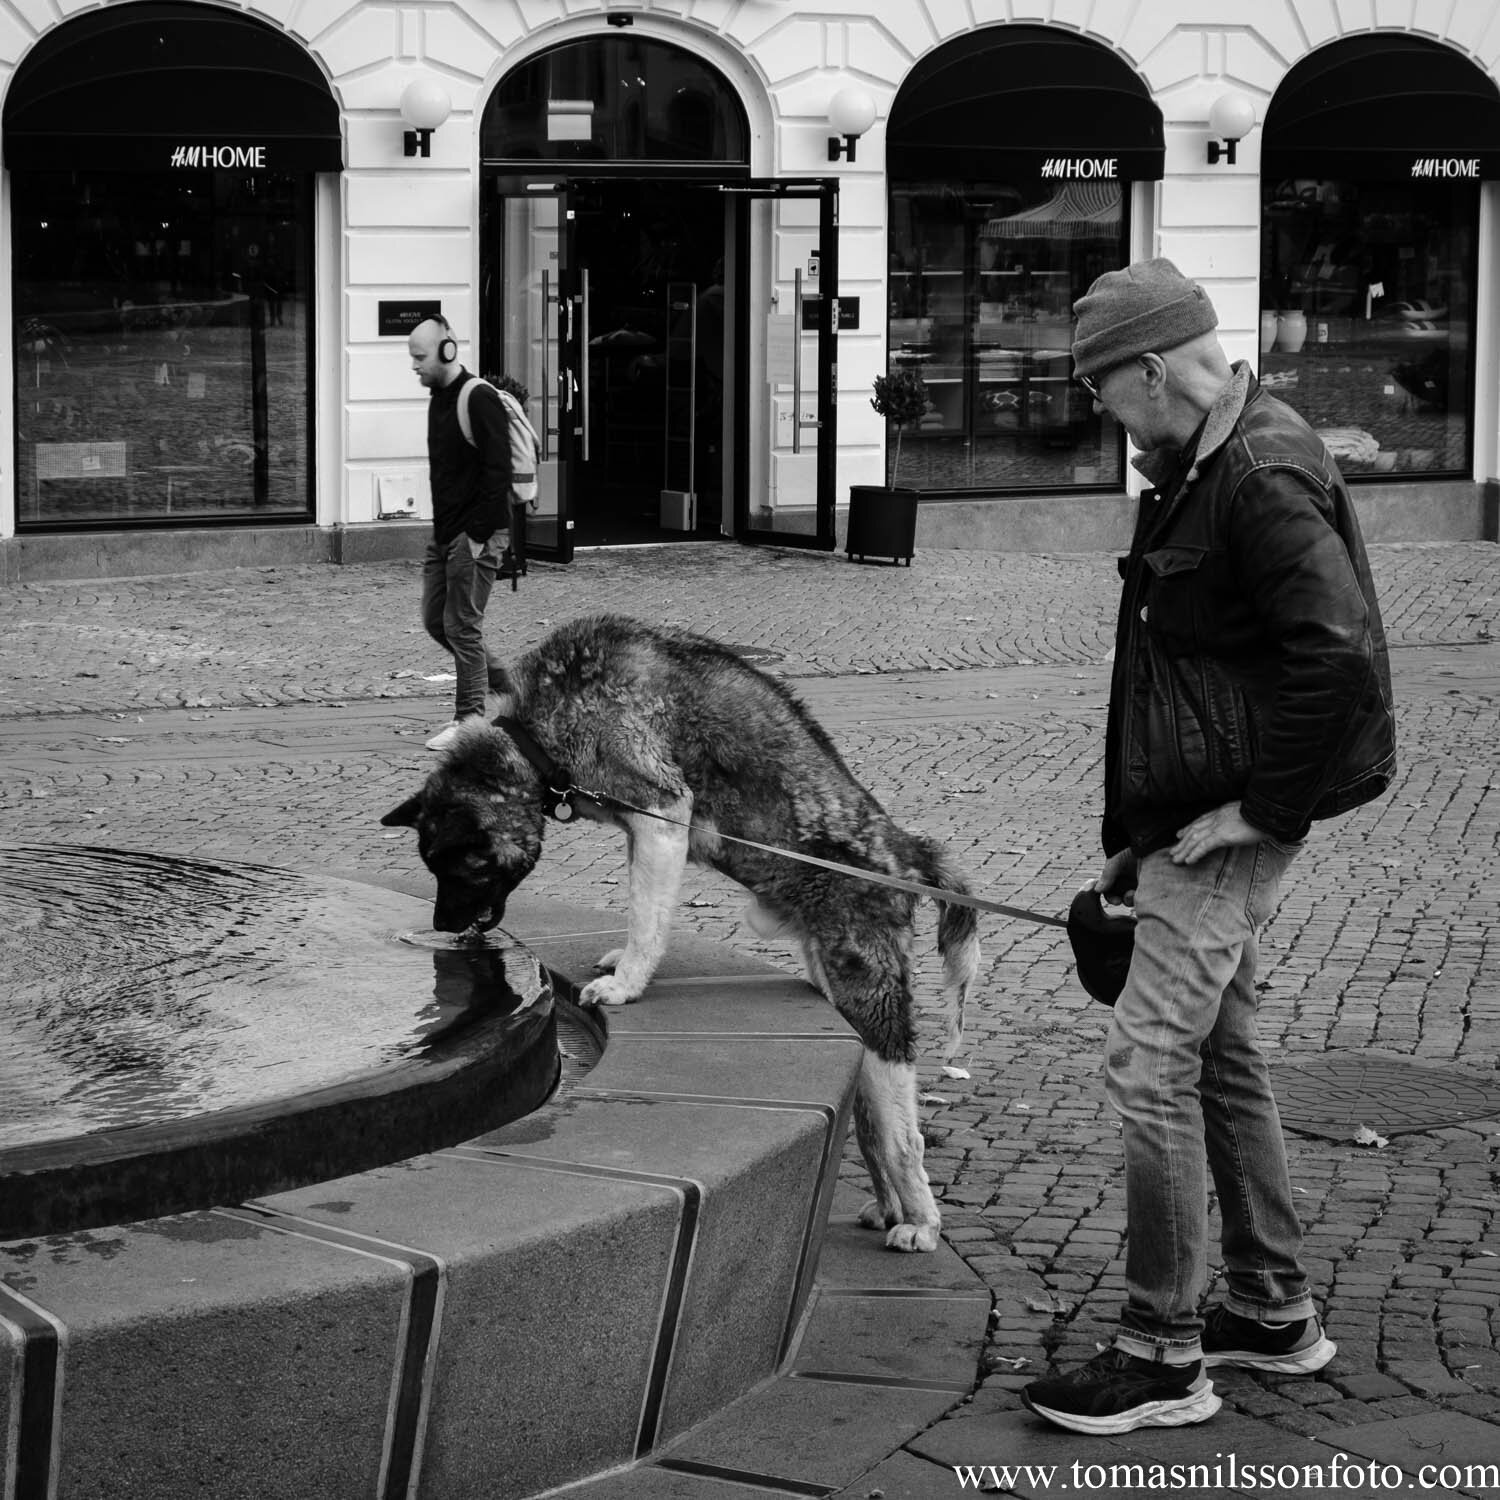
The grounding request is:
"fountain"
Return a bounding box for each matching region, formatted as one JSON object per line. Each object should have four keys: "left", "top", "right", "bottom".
{"left": 0, "top": 840, "right": 865, "bottom": 1499}
{"left": 0, "top": 842, "right": 567, "bottom": 1238}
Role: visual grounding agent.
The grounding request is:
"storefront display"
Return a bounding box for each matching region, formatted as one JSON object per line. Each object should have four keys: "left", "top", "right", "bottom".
{"left": 888, "top": 180, "right": 1126, "bottom": 490}
{"left": 1260, "top": 177, "right": 1474, "bottom": 478}
{"left": 3, "top": 1, "right": 336, "bottom": 533}
{"left": 1258, "top": 33, "right": 1500, "bottom": 484}
{"left": 12, "top": 170, "right": 312, "bottom": 526}
{"left": 882, "top": 26, "right": 1162, "bottom": 496}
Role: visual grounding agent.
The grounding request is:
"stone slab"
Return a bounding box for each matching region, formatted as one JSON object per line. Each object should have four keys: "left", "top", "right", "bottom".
{"left": 828, "top": 1448, "right": 963, "bottom": 1499}
{"left": 818, "top": 1184, "right": 988, "bottom": 1294}
{"left": 662, "top": 1376, "right": 958, "bottom": 1491}
{"left": 263, "top": 1151, "right": 683, "bottom": 1500}
{"left": 793, "top": 1292, "right": 988, "bottom": 1388}
{"left": 1, "top": 1212, "right": 405, "bottom": 1500}
{"left": 585, "top": 1035, "right": 862, "bottom": 1106}
{"left": 565, "top": 1464, "right": 790, "bottom": 1498}
{"left": 467, "top": 1094, "right": 837, "bottom": 1442}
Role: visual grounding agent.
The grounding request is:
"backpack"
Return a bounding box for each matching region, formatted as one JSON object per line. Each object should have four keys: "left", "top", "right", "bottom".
{"left": 456, "top": 377, "right": 540, "bottom": 510}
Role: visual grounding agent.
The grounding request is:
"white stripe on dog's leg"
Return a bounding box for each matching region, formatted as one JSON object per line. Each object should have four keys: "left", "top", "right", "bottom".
{"left": 860, "top": 1052, "right": 941, "bottom": 1253}
{"left": 800, "top": 938, "right": 830, "bottom": 999}
{"left": 579, "top": 804, "right": 690, "bottom": 1006}
{"left": 852, "top": 1075, "right": 898, "bottom": 1232}
{"left": 939, "top": 926, "right": 981, "bottom": 1062}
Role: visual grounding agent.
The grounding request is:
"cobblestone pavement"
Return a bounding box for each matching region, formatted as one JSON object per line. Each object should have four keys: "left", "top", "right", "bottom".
{"left": 3, "top": 538, "right": 1500, "bottom": 1494}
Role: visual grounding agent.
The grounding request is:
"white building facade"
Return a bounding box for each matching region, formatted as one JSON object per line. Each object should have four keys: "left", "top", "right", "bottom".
{"left": 2, "top": 0, "right": 1497, "bottom": 581}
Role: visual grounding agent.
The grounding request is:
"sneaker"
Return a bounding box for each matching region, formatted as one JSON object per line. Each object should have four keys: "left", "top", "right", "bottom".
{"left": 1201, "top": 1305, "right": 1336, "bottom": 1374}
{"left": 1021, "top": 1347, "right": 1221, "bottom": 1435}
{"left": 424, "top": 715, "right": 482, "bottom": 752}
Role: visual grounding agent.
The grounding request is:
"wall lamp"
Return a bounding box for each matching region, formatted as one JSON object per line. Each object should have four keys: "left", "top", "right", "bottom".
{"left": 401, "top": 78, "right": 453, "bottom": 158}
{"left": 826, "top": 85, "right": 877, "bottom": 163}
{"left": 1206, "top": 90, "right": 1256, "bottom": 165}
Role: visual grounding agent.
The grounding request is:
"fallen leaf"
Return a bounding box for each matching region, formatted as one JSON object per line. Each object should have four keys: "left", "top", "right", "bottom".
{"left": 1352, "top": 1124, "right": 1389, "bottom": 1149}
{"left": 941, "top": 1064, "right": 971, "bottom": 1080}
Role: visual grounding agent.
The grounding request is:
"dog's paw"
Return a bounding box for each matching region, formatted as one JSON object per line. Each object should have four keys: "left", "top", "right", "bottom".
{"left": 593, "top": 948, "right": 624, "bottom": 973}
{"left": 884, "top": 1221, "right": 940, "bottom": 1254}
{"left": 857, "top": 1198, "right": 895, "bottom": 1232}
{"left": 579, "top": 973, "right": 638, "bottom": 1008}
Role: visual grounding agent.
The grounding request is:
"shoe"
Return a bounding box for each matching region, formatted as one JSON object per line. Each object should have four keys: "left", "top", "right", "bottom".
{"left": 424, "top": 716, "right": 482, "bottom": 752}
{"left": 1201, "top": 1305, "right": 1336, "bottom": 1374}
{"left": 1021, "top": 1347, "right": 1220, "bottom": 1435}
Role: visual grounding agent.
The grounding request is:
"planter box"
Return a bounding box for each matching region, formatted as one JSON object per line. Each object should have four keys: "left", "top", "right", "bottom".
{"left": 845, "top": 485, "right": 918, "bottom": 566}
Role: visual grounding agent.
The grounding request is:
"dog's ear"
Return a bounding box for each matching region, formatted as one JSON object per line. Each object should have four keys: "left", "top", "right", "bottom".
{"left": 380, "top": 794, "right": 423, "bottom": 828}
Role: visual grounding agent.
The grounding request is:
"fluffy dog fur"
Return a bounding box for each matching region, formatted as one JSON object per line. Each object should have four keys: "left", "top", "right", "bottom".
{"left": 382, "top": 613, "right": 981, "bottom": 1252}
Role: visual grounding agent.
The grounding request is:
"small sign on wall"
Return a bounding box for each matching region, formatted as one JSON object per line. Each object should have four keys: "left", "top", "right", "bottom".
{"left": 378, "top": 300, "right": 441, "bottom": 336}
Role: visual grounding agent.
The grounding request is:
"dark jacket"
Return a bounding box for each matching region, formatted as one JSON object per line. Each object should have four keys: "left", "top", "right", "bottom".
{"left": 1103, "top": 364, "right": 1396, "bottom": 856}
{"left": 426, "top": 370, "right": 513, "bottom": 547}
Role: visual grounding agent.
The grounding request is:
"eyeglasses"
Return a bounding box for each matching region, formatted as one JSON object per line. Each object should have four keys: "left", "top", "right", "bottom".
{"left": 1074, "top": 355, "right": 1150, "bottom": 403}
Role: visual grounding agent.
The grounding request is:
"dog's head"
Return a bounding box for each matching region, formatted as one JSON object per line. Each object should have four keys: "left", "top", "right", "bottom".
{"left": 381, "top": 725, "right": 547, "bottom": 934}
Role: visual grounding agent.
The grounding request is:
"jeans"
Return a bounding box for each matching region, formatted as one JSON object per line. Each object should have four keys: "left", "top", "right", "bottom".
{"left": 1106, "top": 840, "right": 1314, "bottom": 1362}
{"left": 420, "top": 532, "right": 512, "bottom": 720}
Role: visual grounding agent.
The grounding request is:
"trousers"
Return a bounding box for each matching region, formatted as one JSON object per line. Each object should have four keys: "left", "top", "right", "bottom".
{"left": 420, "top": 532, "right": 511, "bottom": 720}
{"left": 1106, "top": 840, "right": 1315, "bottom": 1360}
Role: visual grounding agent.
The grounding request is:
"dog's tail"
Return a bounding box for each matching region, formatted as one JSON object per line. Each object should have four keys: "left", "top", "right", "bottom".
{"left": 911, "top": 838, "right": 981, "bottom": 1064}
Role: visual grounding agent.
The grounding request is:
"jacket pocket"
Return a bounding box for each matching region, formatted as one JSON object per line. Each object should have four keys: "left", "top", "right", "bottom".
{"left": 1142, "top": 544, "right": 1207, "bottom": 650}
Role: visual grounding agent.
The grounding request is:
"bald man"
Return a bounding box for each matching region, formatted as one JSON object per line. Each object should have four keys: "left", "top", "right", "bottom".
{"left": 407, "top": 315, "right": 514, "bottom": 752}
{"left": 1022, "top": 260, "right": 1395, "bottom": 1436}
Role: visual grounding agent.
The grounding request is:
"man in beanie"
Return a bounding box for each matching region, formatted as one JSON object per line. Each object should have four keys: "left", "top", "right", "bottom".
{"left": 1022, "top": 259, "right": 1395, "bottom": 1435}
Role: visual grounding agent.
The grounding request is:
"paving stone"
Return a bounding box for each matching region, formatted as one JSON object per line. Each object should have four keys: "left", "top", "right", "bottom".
{"left": 1315, "top": 1410, "right": 1500, "bottom": 1492}
{"left": 1336, "top": 1373, "right": 1414, "bottom": 1400}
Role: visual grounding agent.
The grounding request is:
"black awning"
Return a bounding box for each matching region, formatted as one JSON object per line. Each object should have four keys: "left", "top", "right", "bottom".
{"left": 1263, "top": 34, "right": 1500, "bottom": 180}
{"left": 888, "top": 25, "right": 1164, "bottom": 182}
{"left": 4, "top": 1, "right": 343, "bottom": 172}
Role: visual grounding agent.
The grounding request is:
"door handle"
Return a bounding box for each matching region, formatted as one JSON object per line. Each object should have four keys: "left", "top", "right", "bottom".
{"left": 580, "top": 268, "right": 590, "bottom": 462}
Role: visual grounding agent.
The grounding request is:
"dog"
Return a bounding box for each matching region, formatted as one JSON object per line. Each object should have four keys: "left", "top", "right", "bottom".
{"left": 381, "top": 614, "right": 981, "bottom": 1252}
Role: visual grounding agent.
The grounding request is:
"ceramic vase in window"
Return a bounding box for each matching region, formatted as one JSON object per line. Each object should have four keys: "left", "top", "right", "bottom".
{"left": 1259, "top": 311, "right": 1279, "bottom": 354}
{"left": 1274, "top": 310, "right": 1307, "bottom": 354}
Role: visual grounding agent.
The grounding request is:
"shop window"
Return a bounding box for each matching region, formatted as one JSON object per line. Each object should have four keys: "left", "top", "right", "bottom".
{"left": 1260, "top": 177, "right": 1476, "bottom": 479}
{"left": 1258, "top": 33, "right": 1499, "bottom": 483}
{"left": 12, "top": 169, "right": 313, "bottom": 528}
{"left": 887, "top": 180, "right": 1127, "bottom": 491}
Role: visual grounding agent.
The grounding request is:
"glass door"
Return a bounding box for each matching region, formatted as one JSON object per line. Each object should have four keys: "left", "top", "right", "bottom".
{"left": 731, "top": 178, "right": 839, "bottom": 550}
{"left": 483, "top": 180, "right": 578, "bottom": 561}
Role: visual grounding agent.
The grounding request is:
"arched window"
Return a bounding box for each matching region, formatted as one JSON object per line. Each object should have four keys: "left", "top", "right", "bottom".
{"left": 482, "top": 36, "right": 748, "bottom": 168}
{"left": 1260, "top": 35, "right": 1500, "bottom": 481}
{"left": 5, "top": 3, "right": 337, "bottom": 531}
{"left": 884, "top": 26, "right": 1160, "bottom": 495}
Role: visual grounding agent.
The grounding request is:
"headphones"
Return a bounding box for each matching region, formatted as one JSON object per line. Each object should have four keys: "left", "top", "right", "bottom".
{"left": 426, "top": 314, "right": 458, "bottom": 365}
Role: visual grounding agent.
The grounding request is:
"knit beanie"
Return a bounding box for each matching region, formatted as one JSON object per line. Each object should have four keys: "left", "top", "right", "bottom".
{"left": 1071, "top": 258, "right": 1219, "bottom": 378}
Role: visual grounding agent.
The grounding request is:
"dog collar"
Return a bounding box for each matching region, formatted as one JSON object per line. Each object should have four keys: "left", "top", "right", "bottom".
{"left": 490, "top": 715, "right": 578, "bottom": 822}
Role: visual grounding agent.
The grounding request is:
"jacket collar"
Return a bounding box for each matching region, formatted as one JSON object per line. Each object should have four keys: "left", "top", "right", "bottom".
{"left": 1131, "top": 361, "right": 1255, "bottom": 492}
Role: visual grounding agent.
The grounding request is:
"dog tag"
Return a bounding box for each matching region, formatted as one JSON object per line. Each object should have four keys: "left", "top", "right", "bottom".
{"left": 552, "top": 798, "right": 576, "bottom": 822}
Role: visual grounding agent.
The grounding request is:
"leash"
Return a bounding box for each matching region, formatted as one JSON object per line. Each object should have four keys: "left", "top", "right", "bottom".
{"left": 491, "top": 715, "right": 1068, "bottom": 930}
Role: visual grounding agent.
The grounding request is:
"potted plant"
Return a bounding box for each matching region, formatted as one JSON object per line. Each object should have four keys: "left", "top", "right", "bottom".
{"left": 846, "top": 367, "right": 928, "bottom": 565}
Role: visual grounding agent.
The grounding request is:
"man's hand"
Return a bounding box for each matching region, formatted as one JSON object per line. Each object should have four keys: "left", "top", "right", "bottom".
{"left": 1169, "top": 801, "right": 1263, "bottom": 865}
{"left": 1094, "top": 848, "right": 1139, "bottom": 906}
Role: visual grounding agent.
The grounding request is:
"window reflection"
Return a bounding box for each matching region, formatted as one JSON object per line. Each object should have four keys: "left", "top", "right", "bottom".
{"left": 1260, "top": 178, "right": 1474, "bottom": 478}
{"left": 887, "top": 181, "right": 1126, "bottom": 492}
{"left": 13, "top": 169, "right": 312, "bottom": 529}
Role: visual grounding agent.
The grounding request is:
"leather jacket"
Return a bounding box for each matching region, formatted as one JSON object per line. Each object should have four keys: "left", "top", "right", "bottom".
{"left": 1103, "top": 364, "right": 1396, "bottom": 856}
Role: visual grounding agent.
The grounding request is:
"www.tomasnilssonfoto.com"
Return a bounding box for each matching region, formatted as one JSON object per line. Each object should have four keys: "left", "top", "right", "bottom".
{"left": 951, "top": 1452, "right": 1500, "bottom": 1493}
